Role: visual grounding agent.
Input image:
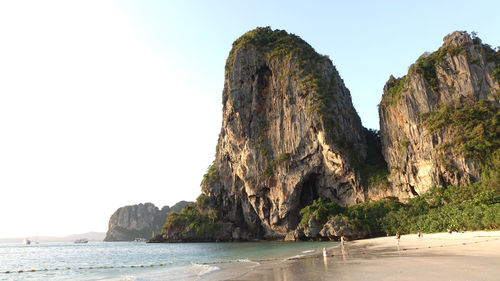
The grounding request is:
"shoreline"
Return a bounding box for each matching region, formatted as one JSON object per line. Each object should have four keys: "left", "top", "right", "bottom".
{"left": 206, "top": 230, "right": 500, "bottom": 280}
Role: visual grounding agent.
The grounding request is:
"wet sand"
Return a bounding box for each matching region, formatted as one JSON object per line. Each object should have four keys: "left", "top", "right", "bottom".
{"left": 210, "top": 230, "right": 500, "bottom": 281}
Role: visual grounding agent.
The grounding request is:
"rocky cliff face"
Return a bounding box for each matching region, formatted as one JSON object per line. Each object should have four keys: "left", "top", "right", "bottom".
{"left": 158, "top": 29, "right": 498, "bottom": 242}
{"left": 105, "top": 201, "right": 189, "bottom": 241}
{"left": 379, "top": 31, "right": 499, "bottom": 198}
{"left": 202, "top": 27, "right": 368, "bottom": 239}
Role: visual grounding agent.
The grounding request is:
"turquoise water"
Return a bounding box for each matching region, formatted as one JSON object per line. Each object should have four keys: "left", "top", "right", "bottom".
{"left": 0, "top": 241, "right": 335, "bottom": 280}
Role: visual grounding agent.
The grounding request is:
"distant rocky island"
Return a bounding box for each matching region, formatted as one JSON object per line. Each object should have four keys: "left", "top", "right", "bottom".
{"left": 104, "top": 201, "right": 189, "bottom": 241}
{"left": 139, "top": 28, "right": 499, "bottom": 243}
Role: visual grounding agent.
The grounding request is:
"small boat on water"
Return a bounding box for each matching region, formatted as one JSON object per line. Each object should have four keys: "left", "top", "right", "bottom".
{"left": 23, "top": 238, "right": 31, "bottom": 245}
{"left": 74, "top": 238, "right": 89, "bottom": 244}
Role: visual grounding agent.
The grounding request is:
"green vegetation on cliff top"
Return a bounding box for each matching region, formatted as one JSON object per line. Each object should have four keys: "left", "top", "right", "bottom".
{"left": 382, "top": 31, "right": 500, "bottom": 106}
{"left": 226, "top": 27, "right": 335, "bottom": 116}
{"left": 383, "top": 75, "right": 408, "bottom": 106}
{"left": 227, "top": 28, "right": 346, "bottom": 132}
{"left": 382, "top": 43, "right": 465, "bottom": 106}
{"left": 226, "top": 26, "right": 328, "bottom": 70}
{"left": 409, "top": 42, "right": 467, "bottom": 92}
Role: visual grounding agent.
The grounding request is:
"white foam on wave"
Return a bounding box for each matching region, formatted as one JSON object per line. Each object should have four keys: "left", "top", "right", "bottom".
{"left": 125, "top": 277, "right": 152, "bottom": 281}
{"left": 236, "top": 258, "right": 259, "bottom": 264}
{"left": 302, "top": 249, "right": 315, "bottom": 254}
{"left": 116, "top": 275, "right": 155, "bottom": 281}
{"left": 193, "top": 263, "right": 221, "bottom": 276}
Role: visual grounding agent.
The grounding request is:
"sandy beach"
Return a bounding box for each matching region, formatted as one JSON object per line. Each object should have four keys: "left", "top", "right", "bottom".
{"left": 213, "top": 230, "right": 500, "bottom": 281}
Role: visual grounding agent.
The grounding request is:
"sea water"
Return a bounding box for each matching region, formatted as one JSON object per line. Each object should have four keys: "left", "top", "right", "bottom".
{"left": 0, "top": 241, "right": 335, "bottom": 280}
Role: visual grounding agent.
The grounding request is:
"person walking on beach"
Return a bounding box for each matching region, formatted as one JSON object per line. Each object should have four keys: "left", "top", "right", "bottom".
{"left": 340, "top": 236, "right": 345, "bottom": 245}
{"left": 323, "top": 247, "right": 328, "bottom": 257}
{"left": 396, "top": 233, "right": 401, "bottom": 246}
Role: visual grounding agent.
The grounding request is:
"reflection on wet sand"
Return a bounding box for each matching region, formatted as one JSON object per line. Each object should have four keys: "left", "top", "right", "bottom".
{"left": 218, "top": 231, "right": 500, "bottom": 281}
{"left": 238, "top": 244, "right": 349, "bottom": 281}
{"left": 341, "top": 244, "right": 347, "bottom": 262}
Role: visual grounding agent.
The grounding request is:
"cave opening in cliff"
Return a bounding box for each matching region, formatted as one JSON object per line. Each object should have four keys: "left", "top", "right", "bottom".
{"left": 289, "top": 173, "right": 320, "bottom": 228}
{"left": 299, "top": 173, "right": 320, "bottom": 208}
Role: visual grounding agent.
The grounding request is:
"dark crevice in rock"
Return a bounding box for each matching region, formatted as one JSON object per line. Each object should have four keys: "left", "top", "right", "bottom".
{"left": 408, "top": 184, "right": 419, "bottom": 196}
{"left": 234, "top": 199, "right": 246, "bottom": 226}
{"left": 233, "top": 176, "right": 247, "bottom": 226}
{"left": 256, "top": 65, "right": 271, "bottom": 97}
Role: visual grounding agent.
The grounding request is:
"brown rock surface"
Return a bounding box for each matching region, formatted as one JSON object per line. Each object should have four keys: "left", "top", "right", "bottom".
{"left": 104, "top": 201, "right": 189, "bottom": 241}
{"left": 318, "top": 216, "right": 365, "bottom": 240}
{"left": 379, "top": 31, "right": 499, "bottom": 198}
{"left": 202, "top": 27, "right": 368, "bottom": 239}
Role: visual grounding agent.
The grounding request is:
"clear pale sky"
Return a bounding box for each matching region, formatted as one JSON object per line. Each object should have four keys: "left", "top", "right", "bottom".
{"left": 0, "top": 0, "right": 498, "bottom": 238}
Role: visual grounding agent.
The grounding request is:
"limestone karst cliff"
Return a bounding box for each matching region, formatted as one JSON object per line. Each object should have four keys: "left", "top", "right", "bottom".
{"left": 159, "top": 29, "right": 498, "bottom": 242}
{"left": 201, "top": 27, "right": 370, "bottom": 239}
{"left": 105, "top": 201, "right": 189, "bottom": 241}
{"left": 379, "top": 31, "right": 499, "bottom": 198}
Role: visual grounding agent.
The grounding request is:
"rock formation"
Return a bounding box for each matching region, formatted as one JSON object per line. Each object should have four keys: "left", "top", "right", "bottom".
{"left": 379, "top": 31, "right": 499, "bottom": 197}
{"left": 318, "top": 216, "right": 365, "bottom": 240}
{"left": 201, "top": 27, "right": 369, "bottom": 239}
{"left": 158, "top": 29, "right": 498, "bottom": 242}
{"left": 104, "top": 201, "right": 189, "bottom": 241}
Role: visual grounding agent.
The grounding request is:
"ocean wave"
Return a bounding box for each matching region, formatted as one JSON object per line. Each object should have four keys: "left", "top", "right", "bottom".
{"left": 236, "top": 259, "right": 260, "bottom": 265}
{"left": 302, "top": 249, "right": 316, "bottom": 254}
{"left": 193, "top": 263, "right": 221, "bottom": 276}
{"left": 119, "top": 275, "right": 151, "bottom": 281}
{"left": 117, "top": 275, "right": 155, "bottom": 281}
